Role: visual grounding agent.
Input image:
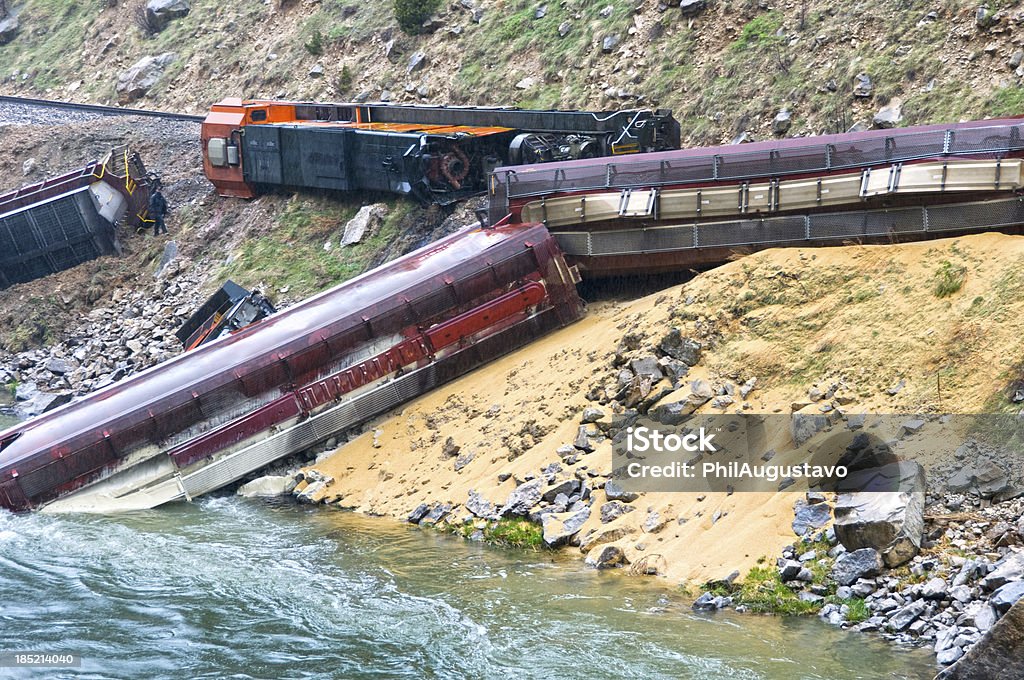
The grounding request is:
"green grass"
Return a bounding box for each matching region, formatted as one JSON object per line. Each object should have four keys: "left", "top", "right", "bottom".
{"left": 216, "top": 197, "right": 413, "bottom": 298}
{"left": 731, "top": 12, "right": 785, "bottom": 52}
{"left": 485, "top": 518, "right": 544, "bottom": 548}
{"left": 449, "top": 518, "right": 545, "bottom": 549}
{"left": 932, "top": 260, "right": 967, "bottom": 298}
{"left": 986, "top": 86, "right": 1024, "bottom": 118}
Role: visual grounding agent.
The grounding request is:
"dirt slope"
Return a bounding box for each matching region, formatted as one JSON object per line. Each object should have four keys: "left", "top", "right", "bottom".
{"left": 304, "top": 232, "right": 1024, "bottom": 585}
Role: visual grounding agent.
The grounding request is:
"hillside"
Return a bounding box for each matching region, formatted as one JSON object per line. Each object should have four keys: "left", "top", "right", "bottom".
{"left": 1, "top": 1, "right": 1024, "bottom": 145}
{"left": 300, "top": 232, "right": 1024, "bottom": 584}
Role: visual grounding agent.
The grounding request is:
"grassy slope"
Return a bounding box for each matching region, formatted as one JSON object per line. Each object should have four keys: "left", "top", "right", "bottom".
{"left": 2, "top": 1, "right": 1023, "bottom": 142}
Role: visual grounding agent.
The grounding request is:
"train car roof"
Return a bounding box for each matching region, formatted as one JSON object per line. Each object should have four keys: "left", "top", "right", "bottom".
{"left": 0, "top": 223, "right": 552, "bottom": 467}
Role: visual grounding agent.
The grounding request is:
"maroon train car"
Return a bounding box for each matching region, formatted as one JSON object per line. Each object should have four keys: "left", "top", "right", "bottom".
{"left": 489, "top": 117, "right": 1024, "bottom": 275}
{"left": 0, "top": 223, "right": 583, "bottom": 512}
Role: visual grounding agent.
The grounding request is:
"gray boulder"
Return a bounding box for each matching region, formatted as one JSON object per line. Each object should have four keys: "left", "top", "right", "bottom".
{"left": 981, "top": 551, "right": 1024, "bottom": 591}
{"left": 600, "top": 500, "right": 635, "bottom": 523}
{"left": 466, "top": 489, "right": 499, "bottom": 519}
{"left": 341, "top": 203, "right": 388, "bottom": 246}
{"left": 0, "top": 15, "right": 18, "bottom": 45}
{"left": 773, "top": 109, "right": 792, "bottom": 135}
{"left": 831, "top": 547, "right": 884, "bottom": 586}
{"left": 116, "top": 53, "right": 177, "bottom": 102}
{"left": 887, "top": 599, "right": 927, "bottom": 631}
{"left": 146, "top": 0, "right": 191, "bottom": 32}
{"left": 833, "top": 461, "right": 925, "bottom": 568}
{"left": 679, "top": 0, "right": 707, "bottom": 16}
{"left": 792, "top": 499, "right": 831, "bottom": 536}
{"left": 541, "top": 507, "right": 590, "bottom": 546}
{"left": 407, "top": 52, "right": 428, "bottom": 75}
{"left": 585, "top": 544, "right": 627, "bottom": 569}
{"left": 872, "top": 103, "right": 902, "bottom": 129}
{"left": 947, "top": 458, "right": 1011, "bottom": 499}
{"left": 604, "top": 479, "right": 639, "bottom": 503}
{"left": 990, "top": 581, "right": 1024, "bottom": 614}
{"left": 658, "top": 328, "right": 702, "bottom": 366}
{"left": 938, "top": 599, "right": 1024, "bottom": 679}
{"left": 237, "top": 475, "right": 291, "bottom": 498}
{"left": 500, "top": 479, "right": 543, "bottom": 516}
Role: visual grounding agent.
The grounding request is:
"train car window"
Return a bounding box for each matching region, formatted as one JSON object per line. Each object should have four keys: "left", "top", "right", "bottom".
{"left": 250, "top": 110, "right": 268, "bottom": 122}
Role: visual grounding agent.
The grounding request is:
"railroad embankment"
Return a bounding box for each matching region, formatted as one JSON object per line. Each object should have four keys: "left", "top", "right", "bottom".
{"left": 3, "top": 1, "right": 1024, "bottom": 148}
{"left": 286, "top": 232, "right": 1024, "bottom": 669}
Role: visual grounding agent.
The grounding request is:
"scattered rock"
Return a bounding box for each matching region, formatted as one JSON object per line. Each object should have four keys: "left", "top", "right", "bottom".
{"left": 0, "top": 15, "right": 18, "bottom": 45}
{"left": 341, "top": 203, "right": 388, "bottom": 247}
{"left": 852, "top": 72, "right": 873, "bottom": 98}
{"left": 407, "top": 52, "right": 428, "bottom": 75}
{"left": 831, "top": 547, "right": 884, "bottom": 586}
{"left": 501, "top": 479, "right": 543, "bottom": 516}
{"left": 773, "top": 109, "right": 792, "bottom": 135}
{"left": 938, "top": 599, "right": 1024, "bottom": 678}
{"left": 237, "top": 475, "right": 291, "bottom": 498}
{"left": 601, "top": 34, "right": 621, "bottom": 53}
{"left": 887, "top": 599, "right": 927, "bottom": 631}
{"left": 146, "top": 0, "right": 191, "bottom": 32}
{"left": 600, "top": 500, "right": 636, "bottom": 523}
{"left": 604, "top": 479, "right": 639, "bottom": 503}
{"left": 833, "top": 461, "right": 925, "bottom": 567}
{"left": 116, "top": 53, "right": 177, "bottom": 102}
{"left": 657, "top": 329, "right": 702, "bottom": 366}
{"left": 585, "top": 544, "right": 627, "bottom": 568}
{"left": 541, "top": 507, "right": 591, "bottom": 546}
{"left": 873, "top": 102, "right": 902, "bottom": 129}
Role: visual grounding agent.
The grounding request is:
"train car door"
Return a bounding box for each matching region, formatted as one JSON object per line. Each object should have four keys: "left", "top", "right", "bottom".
{"left": 243, "top": 126, "right": 284, "bottom": 186}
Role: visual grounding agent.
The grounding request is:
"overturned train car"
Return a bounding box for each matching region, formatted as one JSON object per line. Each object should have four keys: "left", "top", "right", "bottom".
{"left": 202, "top": 98, "right": 681, "bottom": 203}
{"left": 0, "top": 148, "right": 152, "bottom": 289}
{"left": 489, "top": 117, "right": 1024, "bottom": 275}
{"left": 0, "top": 224, "right": 584, "bottom": 512}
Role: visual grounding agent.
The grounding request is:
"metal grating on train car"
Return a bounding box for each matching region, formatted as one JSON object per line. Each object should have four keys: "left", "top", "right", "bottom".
{"left": 0, "top": 147, "right": 153, "bottom": 289}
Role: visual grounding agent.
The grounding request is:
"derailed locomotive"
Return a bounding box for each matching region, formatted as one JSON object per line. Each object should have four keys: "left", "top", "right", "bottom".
{"left": 202, "top": 98, "right": 681, "bottom": 203}
{"left": 0, "top": 224, "right": 583, "bottom": 512}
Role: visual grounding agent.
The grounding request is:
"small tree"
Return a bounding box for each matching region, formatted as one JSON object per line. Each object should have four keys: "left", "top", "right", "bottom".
{"left": 393, "top": 0, "right": 441, "bottom": 35}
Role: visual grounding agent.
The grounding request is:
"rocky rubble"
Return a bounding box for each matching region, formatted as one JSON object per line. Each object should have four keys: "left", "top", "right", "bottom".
{"left": 690, "top": 488, "right": 1024, "bottom": 669}
{"left": 1, "top": 249, "right": 204, "bottom": 419}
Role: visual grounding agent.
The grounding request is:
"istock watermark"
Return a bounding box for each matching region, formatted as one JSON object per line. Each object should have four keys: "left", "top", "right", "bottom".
{"left": 608, "top": 413, "right": 1024, "bottom": 494}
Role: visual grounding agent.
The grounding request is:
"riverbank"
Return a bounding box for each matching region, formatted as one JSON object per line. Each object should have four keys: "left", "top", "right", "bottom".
{"left": 295, "top": 232, "right": 1024, "bottom": 669}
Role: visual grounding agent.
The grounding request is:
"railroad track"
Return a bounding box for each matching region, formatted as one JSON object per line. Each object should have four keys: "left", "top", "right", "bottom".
{"left": 0, "top": 95, "right": 205, "bottom": 123}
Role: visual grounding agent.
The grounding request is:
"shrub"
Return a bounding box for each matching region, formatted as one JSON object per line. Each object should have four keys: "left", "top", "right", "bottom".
{"left": 334, "top": 65, "right": 353, "bottom": 95}
{"left": 393, "top": 0, "right": 441, "bottom": 35}
{"left": 305, "top": 28, "right": 324, "bottom": 56}
{"left": 932, "top": 260, "right": 966, "bottom": 298}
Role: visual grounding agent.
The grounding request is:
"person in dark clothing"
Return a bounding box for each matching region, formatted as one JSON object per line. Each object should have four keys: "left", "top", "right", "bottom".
{"left": 149, "top": 188, "right": 169, "bottom": 236}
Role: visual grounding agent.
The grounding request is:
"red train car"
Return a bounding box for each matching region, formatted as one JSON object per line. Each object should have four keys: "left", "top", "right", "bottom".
{"left": 0, "top": 223, "right": 583, "bottom": 512}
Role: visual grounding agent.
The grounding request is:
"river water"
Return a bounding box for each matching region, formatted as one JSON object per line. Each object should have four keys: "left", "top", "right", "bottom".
{"left": 0, "top": 496, "right": 937, "bottom": 680}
